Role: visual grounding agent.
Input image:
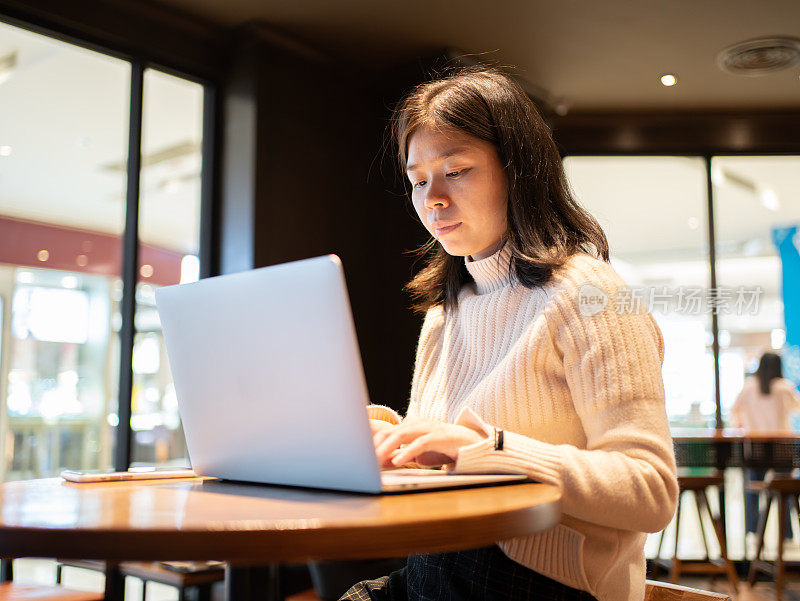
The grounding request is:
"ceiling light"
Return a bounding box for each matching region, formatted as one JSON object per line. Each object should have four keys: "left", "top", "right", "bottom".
{"left": 37, "top": 250, "right": 50, "bottom": 262}
{"left": 0, "top": 52, "right": 17, "bottom": 85}
{"left": 660, "top": 74, "right": 677, "bottom": 87}
{"left": 759, "top": 188, "right": 780, "bottom": 211}
{"left": 687, "top": 217, "right": 699, "bottom": 230}
{"left": 0, "top": 146, "right": 11, "bottom": 156}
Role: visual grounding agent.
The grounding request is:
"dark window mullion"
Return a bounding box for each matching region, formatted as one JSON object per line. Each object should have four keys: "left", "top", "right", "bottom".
{"left": 199, "top": 84, "right": 218, "bottom": 280}
{"left": 705, "top": 155, "right": 722, "bottom": 430}
{"left": 115, "top": 60, "right": 144, "bottom": 472}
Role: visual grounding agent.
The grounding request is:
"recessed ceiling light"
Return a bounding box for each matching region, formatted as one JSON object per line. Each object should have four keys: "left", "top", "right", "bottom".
{"left": 660, "top": 74, "right": 677, "bottom": 87}
{"left": 0, "top": 146, "right": 11, "bottom": 156}
{"left": 687, "top": 217, "right": 700, "bottom": 230}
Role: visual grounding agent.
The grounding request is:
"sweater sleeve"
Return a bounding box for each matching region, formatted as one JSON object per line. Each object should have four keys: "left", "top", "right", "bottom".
{"left": 451, "top": 265, "right": 679, "bottom": 534}
{"left": 366, "top": 404, "right": 403, "bottom": 424}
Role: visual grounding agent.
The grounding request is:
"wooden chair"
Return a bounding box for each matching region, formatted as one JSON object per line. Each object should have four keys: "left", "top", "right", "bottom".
{"left": 747, "top": 474, "right": 800, "bottom": 600}
{"left": 653, "top": 469, "right": 739, "bottom": 592}
{"left": 644, "top": 579, "right": 732, "bottom": 600}
{"left": 0, "top": 558, "right": 105, "bottom": 601}
{"left": 57, "top": 559, "right": 225, "bottom": 601}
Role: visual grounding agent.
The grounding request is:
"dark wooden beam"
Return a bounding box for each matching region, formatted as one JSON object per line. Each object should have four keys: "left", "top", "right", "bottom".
{"left": 552, "top": 111, "right": 800, "bottom": 156}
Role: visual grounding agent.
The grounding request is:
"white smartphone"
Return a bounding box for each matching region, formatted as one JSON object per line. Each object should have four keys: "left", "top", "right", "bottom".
{"left": 61, "top": 467, "right": 197, "bottom": 483}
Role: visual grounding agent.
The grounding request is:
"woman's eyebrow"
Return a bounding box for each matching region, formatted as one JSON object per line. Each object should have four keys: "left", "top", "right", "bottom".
{"left": 406, "top": 147, "right": 471, "bottom": 173}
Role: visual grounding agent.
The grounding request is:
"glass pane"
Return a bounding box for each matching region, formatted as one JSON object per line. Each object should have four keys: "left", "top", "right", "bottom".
{"left": 0, "top": 21, "right": 129, "bottom": 480}
{"left": 563, "top": 156, "right": 713, "bottom": 426}
{"left": 712, "top": 156, "right": 800, "bottom": 426}
{"left": 131, "top": 68, "right": 203, "bottom": 468}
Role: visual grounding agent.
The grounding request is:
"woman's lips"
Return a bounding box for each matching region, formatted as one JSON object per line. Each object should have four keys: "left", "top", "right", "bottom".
{"left": 434, "top": 222, "right": 462, "bottom": 237}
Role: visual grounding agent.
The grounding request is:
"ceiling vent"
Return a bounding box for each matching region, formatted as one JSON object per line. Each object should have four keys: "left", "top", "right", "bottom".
{"left": 717, "top": 37, "right": 800, "bottom": 76}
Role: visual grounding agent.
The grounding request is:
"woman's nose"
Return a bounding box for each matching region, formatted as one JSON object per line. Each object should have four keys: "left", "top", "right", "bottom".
{"left": 423, "top": 180, "right": 449, "bottom": 210}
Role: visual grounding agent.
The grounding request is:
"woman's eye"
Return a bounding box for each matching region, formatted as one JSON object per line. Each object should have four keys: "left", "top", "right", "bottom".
{"left": 413, "top": 180, "right": 427, "bottom": 189}
{"left": 446, "top": 168, "right": 469, "bottom": 178}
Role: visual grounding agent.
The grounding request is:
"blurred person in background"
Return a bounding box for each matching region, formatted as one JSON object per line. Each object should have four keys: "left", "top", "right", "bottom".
{"left": 731, "top": 351, "right": 800, "bottom": 541}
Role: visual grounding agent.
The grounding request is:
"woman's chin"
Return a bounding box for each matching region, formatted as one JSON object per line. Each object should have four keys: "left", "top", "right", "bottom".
{"left": 437, "top": 242, "right": 471, "bottom": 258}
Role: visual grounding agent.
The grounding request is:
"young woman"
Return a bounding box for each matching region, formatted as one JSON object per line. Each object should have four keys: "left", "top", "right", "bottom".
{"left": 731, "top": 352, "right": 800, "bottom": 433}
{"left": 732, "top": 352, "right": 800, "bottom": 539}
{"left": 349, "top": 66, "right": 678, "bottom": 601}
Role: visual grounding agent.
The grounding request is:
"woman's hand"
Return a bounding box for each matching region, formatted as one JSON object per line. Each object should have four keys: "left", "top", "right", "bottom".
{"left": 373, "top": 418, "right": 485, "bottom": 468}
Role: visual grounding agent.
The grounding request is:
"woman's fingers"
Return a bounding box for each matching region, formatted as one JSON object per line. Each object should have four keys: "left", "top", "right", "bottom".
{"left": 374, "top": 421, "right": 436, "bottom": 463}
{"left": 391, "top": 433, "right": 455, "bottom": 466}
{"left": 373, "top": 420, "right": 484, "bottom": 468}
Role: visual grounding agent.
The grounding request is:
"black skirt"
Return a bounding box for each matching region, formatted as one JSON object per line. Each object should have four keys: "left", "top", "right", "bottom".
{"left": 340, "top": 546, "right": 598, "bottom": 601}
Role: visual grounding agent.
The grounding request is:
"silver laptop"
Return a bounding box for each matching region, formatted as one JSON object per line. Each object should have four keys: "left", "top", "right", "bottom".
{"left": 155, "top": 255, "right": 526, "bottom": 494}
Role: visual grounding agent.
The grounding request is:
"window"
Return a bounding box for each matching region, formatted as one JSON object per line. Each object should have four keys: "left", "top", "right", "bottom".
{"left": 712, "top": 156, "right": 800, "bottom": 424}
{"left": 0, "top": 19, "right": 210, "bottom": 479}
{"left": 564, "top": 154, "right": 800, "bottom": 428}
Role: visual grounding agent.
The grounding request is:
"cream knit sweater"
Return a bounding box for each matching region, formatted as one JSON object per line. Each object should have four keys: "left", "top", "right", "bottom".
{"left": 372, "top": 243, "right": 678, "bottom": 601}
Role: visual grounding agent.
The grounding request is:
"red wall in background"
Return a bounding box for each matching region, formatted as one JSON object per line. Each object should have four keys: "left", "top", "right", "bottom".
{"left": 0, "top": 215, "right": 183, "bottom": 287}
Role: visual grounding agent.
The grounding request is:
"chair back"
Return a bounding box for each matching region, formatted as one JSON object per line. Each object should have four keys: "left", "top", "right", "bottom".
{"left": 645, "top": 580, "right": 731, "bottom": 600}
{"left": 742, "top": 439, "right": 800, "bottom": 470}
{"left": 672, "top": 440, "right": 741, "bottom": 469}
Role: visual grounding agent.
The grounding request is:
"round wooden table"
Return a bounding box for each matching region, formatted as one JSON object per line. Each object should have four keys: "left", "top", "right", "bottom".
{"left": 0, "top": 477, "right": 561, "bottom": 600}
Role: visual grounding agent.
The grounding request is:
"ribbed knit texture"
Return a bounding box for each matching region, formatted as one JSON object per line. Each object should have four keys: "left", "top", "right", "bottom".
{"left": 402, "top": 243, "right": 679, "bottom": 601}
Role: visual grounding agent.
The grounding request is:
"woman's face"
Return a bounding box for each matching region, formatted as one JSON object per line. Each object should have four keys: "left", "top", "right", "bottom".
{"left": 406, "top": 125, "right": 508, "bottom": 261}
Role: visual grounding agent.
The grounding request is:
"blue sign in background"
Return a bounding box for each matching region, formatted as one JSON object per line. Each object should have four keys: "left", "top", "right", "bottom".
{"left": 772, "top": 225, "right": 800, "bottom": 386}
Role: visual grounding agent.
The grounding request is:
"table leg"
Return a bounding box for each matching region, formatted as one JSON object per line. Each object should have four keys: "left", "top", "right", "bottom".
{"left": 719, "top": 479, "right": 727, "bottom": 544}
{"left": 104, "top": 563, "right": 125, "bottom": 601}
{"left": 225, "top": 564, "right": 281, "bottom": 601}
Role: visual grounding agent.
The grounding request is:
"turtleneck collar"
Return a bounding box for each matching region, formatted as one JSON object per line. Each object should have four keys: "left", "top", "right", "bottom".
{"left": 464, "top": 242, "right": 514, "bottom": 294}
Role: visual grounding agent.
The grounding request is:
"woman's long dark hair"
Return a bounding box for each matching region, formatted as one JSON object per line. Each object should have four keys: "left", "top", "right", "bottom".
{"left": 392, "top": 65, "right": 609, "bottom": 313}
{"left": 756, "top": 352, "right": 783, "bottom": 395}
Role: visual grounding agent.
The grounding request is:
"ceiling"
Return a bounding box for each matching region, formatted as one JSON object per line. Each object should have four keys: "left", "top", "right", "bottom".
{"left": 148, "top": 0, "right": 800, "bottom": 111}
